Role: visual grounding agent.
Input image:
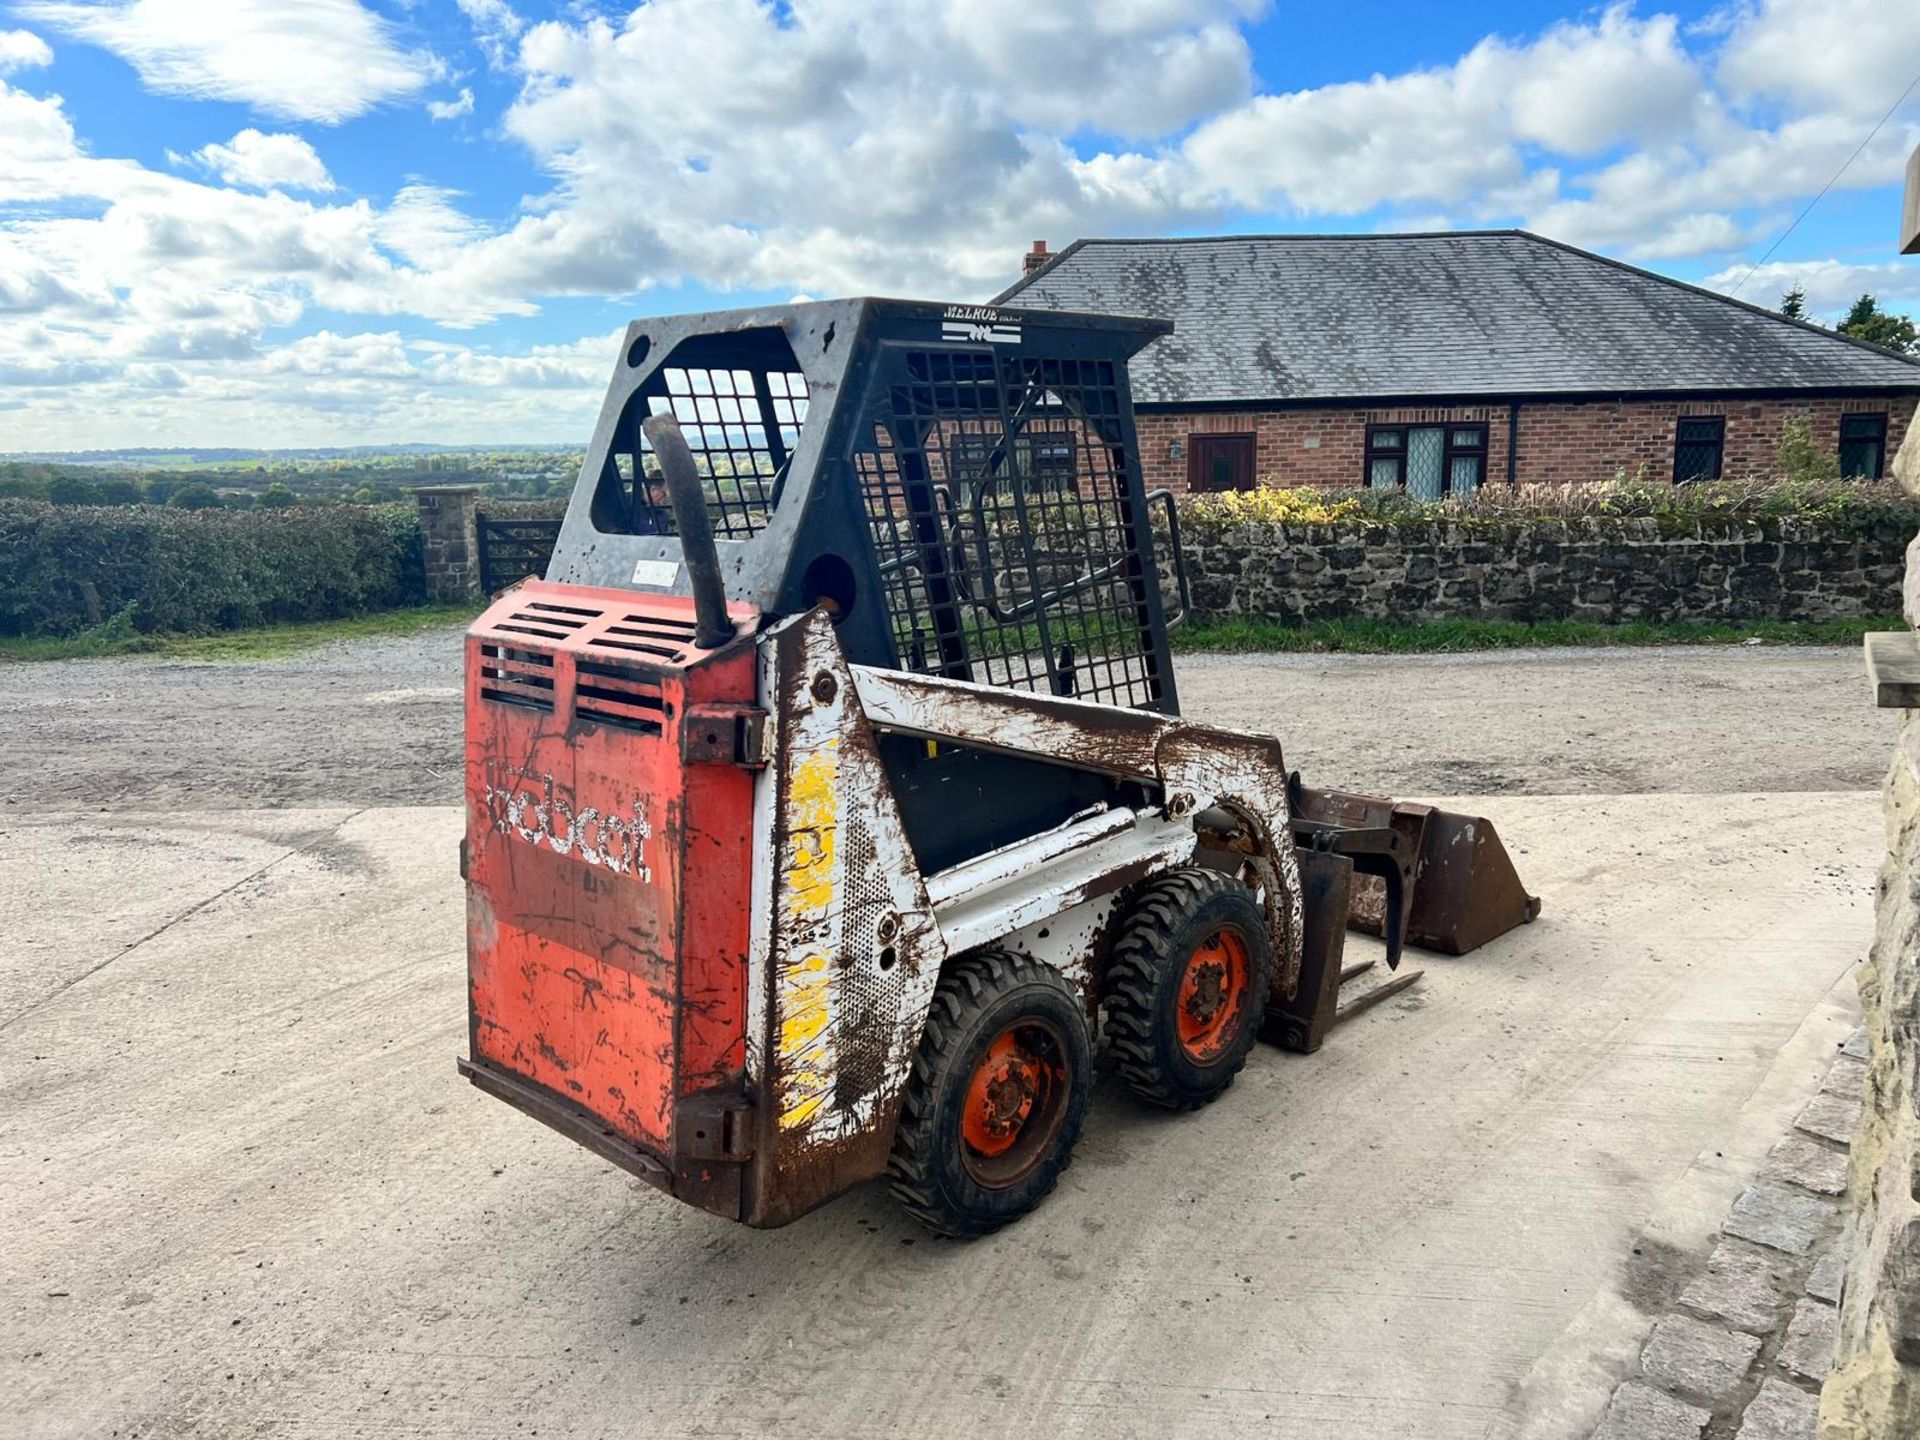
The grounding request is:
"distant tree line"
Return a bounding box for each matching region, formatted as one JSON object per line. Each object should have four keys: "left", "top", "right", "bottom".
{"left": 0, "top": 449, "right": 582, "bottom": 510}
{"left": 0, "top": 466, "right": 307, "bottom": 509}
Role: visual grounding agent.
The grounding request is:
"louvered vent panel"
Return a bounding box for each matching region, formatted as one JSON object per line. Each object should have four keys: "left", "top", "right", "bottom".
{"left": 478, "top": 643, "right": 556, "bottom": 713}
{"left": 574, "top": 657, "right": 668, "bottom": 735}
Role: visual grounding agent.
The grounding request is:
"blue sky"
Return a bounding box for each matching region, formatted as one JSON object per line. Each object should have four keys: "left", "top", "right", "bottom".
{"left": 1, "top": 0, "right": 1916, "bottom": 449}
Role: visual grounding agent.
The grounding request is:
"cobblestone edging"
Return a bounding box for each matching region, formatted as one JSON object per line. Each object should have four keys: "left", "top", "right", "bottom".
{"left": 1174, "top": 515, "right": 1910, "bottom": 627}
{"left": 1589, "top": 1032, "right": 1867, "bottom": 1439}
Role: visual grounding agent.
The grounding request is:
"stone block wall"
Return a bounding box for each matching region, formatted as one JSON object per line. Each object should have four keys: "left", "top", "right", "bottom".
{"left": 1820, "top": 419, "right": 1920, "bottom": 1436}
{"left": 1135, "top": 391, "right": 1919, "bottom": 493}
{"left": 414, "top": 485, "right": 481, "bottom": 603}
{"left": 1174, "top": 514, "right": 1911, "bottom": 627}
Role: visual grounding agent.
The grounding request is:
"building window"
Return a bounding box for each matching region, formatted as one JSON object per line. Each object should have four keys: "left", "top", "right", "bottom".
{"left": 943, "top": 430, "right": 1081, "bottom": 503}
{"left": 1188, "top": 433, "right": 1256, "bottom": 492}
{"left": 1018, "top": 432, "right": 1079, "bottom": 493}
{"left": 1673, "top": 416, "right": 1725, "bottom": 484}
{"left": 1364, "top": 424, "right": 1486, "bottom": 498}
{"left": 945, "top": 432, "right": 994, "bottom": 508}
{"left": 1840, "top": 413, "right": 1888, "bottom": 480}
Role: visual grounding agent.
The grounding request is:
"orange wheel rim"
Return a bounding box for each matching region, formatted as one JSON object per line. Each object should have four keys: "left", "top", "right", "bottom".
{"left": 1177, "top": 926, "right": 1252, "bottom": 1063}
{"left": 960, "top": 1020, "right": 1069, "bottom": 1188}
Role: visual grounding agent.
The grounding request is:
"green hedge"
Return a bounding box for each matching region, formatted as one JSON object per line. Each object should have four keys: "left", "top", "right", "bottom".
{"left": 0, "top": 500, "right": 425, "bottom": 638}
{"left": 1178, "top": 478, "right": 1920, "bottom": 537}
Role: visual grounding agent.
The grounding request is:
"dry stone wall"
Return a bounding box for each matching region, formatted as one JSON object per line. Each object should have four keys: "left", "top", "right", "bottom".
{"left": 1175, "top": 514, "right": 1910, "bottom": 626}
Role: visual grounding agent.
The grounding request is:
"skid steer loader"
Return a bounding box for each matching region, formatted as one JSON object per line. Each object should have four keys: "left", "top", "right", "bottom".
{"left": 458, "top": 298, "right": 1539, "bottom": 1236}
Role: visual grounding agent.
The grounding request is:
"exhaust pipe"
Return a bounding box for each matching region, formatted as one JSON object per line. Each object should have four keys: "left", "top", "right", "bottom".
{"left": 642, "top": 412, "right": 735, "bottom": 650}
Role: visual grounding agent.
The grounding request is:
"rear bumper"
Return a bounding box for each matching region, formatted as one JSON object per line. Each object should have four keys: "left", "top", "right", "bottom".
{"left": 457, "top": 1057, "right": 744, "bottom": 1221}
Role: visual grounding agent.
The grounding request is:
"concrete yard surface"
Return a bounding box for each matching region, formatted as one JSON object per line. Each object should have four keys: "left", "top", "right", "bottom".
{"left": 0, "top": 790, "right": 1874, "bottom": 1440}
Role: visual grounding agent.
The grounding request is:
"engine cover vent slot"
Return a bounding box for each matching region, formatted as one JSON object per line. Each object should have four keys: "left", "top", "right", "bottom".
{"left": 479, "top": 643, "right": 556, "bottom": 712}
{"left": 622, "top": 612, "right": 697, "bottom": 632}
{"left": 493, "top": 607, "right": 584, "bottom": 641}
{"left": 575, "top": 658, "right": 667, "bottom": 734}
{"left": 588, "top": 612, "right": 697, "bottom": 663}
{"left": 523, "top": 601, "right": 598, "bottom": 619}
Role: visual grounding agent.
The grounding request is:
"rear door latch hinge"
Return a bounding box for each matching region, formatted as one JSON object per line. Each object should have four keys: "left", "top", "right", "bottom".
{"left": 677, "top": 1092, "right": 756, "bottom": 1161}
{"left": 681, "top": 705, "right": 770, "bottom": 768}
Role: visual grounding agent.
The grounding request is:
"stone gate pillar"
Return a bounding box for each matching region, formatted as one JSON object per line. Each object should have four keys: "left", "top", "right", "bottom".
{"left": 414, "top": 485, "right": 481, "bottom": 603}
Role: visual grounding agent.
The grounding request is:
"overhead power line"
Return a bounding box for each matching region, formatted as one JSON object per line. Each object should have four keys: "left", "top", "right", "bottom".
{"left": 1726, "top": 66, "right": 1920, "bottom": 299}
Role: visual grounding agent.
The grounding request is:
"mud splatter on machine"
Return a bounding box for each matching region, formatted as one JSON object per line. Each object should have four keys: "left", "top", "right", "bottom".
{"left": 458, "top": 299, "right": 1538, "bottom": 1234}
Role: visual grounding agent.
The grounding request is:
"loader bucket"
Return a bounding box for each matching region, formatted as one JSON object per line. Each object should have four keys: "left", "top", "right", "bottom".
{"left": 1351, "top": 808, "right": 1541, "bottom": 956}
{"left": 1400, "top": 808, "right": 1541, "bottom": 954}
{"left": 1292, "top": 783, "right": 1540, "bottom": 959}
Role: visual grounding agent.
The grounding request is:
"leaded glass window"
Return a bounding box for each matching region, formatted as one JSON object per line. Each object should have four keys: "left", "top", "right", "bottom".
{"left": 1364, "top": 423, "right": 1486, "bottom": 494}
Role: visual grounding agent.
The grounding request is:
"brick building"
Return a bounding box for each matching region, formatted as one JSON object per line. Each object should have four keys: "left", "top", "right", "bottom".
{"left": 995, "top": 232, "right": 1920, "bottom": 494}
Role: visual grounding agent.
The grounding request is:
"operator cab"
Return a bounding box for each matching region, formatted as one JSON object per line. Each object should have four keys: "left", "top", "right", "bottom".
{"left": 545, "top": 298, "right": 1188, "bottom": 871}
{"left": 550, "top": 298, "right": 1185, "bottom": 712}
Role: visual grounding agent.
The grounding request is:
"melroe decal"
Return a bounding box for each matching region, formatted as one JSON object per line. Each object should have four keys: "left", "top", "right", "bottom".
{"left": 941, "top": 305, "right": 1021, "bottom": 345}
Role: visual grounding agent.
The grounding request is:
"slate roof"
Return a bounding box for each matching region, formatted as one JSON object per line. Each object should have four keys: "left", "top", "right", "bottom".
{"left": 993, "top": 231, "right": 1920, "bottom": 406}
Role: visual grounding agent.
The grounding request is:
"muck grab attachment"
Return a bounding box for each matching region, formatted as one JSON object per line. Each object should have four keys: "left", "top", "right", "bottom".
{"left": 458, "top": 298, "right": 1539, "bottom": 1235}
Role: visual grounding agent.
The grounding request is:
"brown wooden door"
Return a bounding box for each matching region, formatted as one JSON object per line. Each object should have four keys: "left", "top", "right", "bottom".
{"left": 1188, "top": 433, "right": 1256, "bottom": 492}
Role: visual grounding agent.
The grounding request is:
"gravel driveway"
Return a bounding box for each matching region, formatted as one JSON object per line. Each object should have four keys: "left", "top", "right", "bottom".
{"left": 0, "top": 626, "right": 1890, "bottom": 813}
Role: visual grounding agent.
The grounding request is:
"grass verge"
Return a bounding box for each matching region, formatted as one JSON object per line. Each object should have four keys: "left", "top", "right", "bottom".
{"left": 0, "top": 603, "right": 475, "bottom": 663}
{"left": 1170, "top": 614, "right": 1901, "bottom": 655}
{"left": 0, "top": 605, "right": 1894, "bottom": 663}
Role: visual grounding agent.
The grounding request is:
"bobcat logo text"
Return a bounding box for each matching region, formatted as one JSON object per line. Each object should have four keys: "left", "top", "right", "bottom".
{"left": 481, "top": 763, "right": 654, "bottom": 881}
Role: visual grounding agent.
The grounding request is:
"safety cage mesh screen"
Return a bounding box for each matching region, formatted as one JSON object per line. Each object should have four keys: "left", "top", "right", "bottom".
{"left": 855, "top": 348, "right": 1165, "bottom": 709}
{"left": 598, "top": 348, "right": 809, "bottom": 539}
{"left": 638, "top": 365, "right": 807, "bottom": 537}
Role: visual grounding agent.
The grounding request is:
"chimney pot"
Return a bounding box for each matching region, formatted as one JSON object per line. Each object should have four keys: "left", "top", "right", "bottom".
{"left": 1023, "top": 239, "right": 1051, "bottom": 276}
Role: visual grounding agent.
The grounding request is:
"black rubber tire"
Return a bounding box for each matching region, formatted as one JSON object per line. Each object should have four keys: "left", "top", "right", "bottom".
{"left": 887, "top": 952, "right": 1092, "bottom": 1238}
{"left": 1103, "top": 867, "right": 1271, "bottom": 1111}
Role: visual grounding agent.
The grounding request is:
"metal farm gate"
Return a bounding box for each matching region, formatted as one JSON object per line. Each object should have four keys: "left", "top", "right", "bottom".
{"left": 475, "top": 511, "right": 563, "bottom": 595}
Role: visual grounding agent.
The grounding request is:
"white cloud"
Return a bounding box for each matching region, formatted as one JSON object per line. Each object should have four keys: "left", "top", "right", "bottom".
{"left": 455, "top": 0, "right": 524, "bottom": 70}
{"left": 20, "top": 0, "right": 437, "bottom": 123}
{"left": 4, "top": 324, "right": 622, "bottom": 447}
{"left": 0, "top": 0, "right": 1759, "bottom": 367}
{"left": 258, "top": 329, "right": 416, "bottom": 378}
{"left": 0, "top": 28, "right": 53, "bottom": 72}
{"left": 1616, "top": 212, "right": 1751, "bottom": 261}
{"left": 416, "top": 326, "right": 620, "bottom": 390}
{"left": 1503, "top": 10, "right": 1702, "bottom": 153}
{"left": 927, "top": 0, "right": 1257, "bottom": 138}
{"left": 428, "top": 86, "right": 475, "bottom": 122}
{"left": 1717, "top": 0, "right": 1920, "bottom": 118}
{"left": 472, "top": 0, "right": 1719, "bottom": 300}
{"left": 3, "top": 0, "right": 1918, "bottom": 449}
{"left": 374, "top": 184, "right": 485, "bottom": 268}
{"left": 1704, "top": 257, "right": 1920, "bottom": 316}
{"left": 1180, "top": 9, "right": 1703, "bottom": 217}
{"left": 1523, "top": 109, "right": 1920, "bottom": 258}
{"left": 181, "top": 128, "right": 334, "bottom": 192}
{"left": 0, "top": 76, "right": 161, "bottom": 203}
{"left": 0, "top": 68, "right": 529, "bottom": 396}
{"left": 480, "top": 0, "right": 1282, "bottom": 297}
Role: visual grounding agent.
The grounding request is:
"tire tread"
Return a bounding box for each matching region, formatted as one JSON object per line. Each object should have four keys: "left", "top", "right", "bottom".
{"left": 1104, "top": 867, "right": 1268, "bottom": 1111}
{"left": 887, "top": 951, "right": 1087, "bottom": 1238}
